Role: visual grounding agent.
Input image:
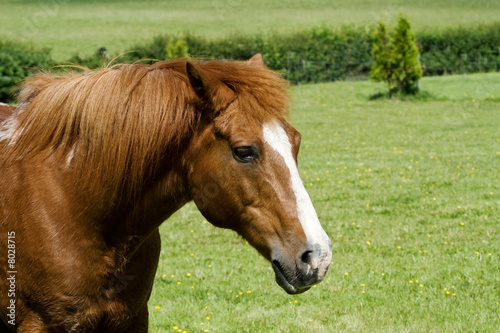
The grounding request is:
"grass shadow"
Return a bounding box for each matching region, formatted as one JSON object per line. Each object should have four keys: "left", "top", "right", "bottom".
{"left": 368, "top": 90, "right": 439, "bottom": 101}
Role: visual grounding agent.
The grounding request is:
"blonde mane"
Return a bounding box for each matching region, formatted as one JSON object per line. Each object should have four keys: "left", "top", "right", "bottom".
{"left": 1, "top": 59, "right": 289, "bottom": 200}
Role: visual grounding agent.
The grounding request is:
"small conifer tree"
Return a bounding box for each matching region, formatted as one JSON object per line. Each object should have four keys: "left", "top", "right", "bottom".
{"left": 370, "top": 15, "right": 422, "bottom": 95}
{"left": 370, "top": 21, "right": 392, "bottom": 88}
{"left": 388, "top": 15, "right": 422, "bottom": 94}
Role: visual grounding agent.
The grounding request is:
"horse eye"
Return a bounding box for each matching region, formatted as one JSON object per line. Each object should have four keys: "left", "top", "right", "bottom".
{"left": 233, "top": 146, "right": 258, "bottom": 163}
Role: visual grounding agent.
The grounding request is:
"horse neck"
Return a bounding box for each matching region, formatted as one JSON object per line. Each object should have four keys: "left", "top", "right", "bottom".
{"left": 49, "top": 148, "right": 191, "bottom": 253}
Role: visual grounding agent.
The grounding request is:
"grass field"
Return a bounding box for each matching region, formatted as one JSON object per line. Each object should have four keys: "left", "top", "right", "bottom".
{"left": 1, "top": 0, "right": 500, "bottom": 61}
{"left": 149, "top": 73, "right": 500, "bottom": 332}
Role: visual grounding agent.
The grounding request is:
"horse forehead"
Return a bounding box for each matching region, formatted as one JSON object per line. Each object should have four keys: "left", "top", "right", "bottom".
{"left": 215, "top": 110, "right": 265, "bottom": 141}
{"left": 262, "top": 120, "right": 296, "bottom": 154}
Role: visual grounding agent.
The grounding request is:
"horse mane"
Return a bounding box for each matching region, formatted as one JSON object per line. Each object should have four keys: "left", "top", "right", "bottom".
{"left": 1, "top": 59, "right": 289, "bottom": 201}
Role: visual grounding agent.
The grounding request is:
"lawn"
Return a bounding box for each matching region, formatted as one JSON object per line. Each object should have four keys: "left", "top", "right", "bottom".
{"left": 149, "top": 73, "right": 500, "bottom": 332}
{"left": 1, "top": 0, "right": 500, "bottom": 60}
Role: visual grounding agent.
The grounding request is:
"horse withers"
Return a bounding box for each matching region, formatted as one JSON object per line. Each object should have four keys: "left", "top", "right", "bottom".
{"left": 0, "top": 103, "right": 15, "bottom": 123}
{"left": 0, "top": 55, "right": 332, "bottom": 332}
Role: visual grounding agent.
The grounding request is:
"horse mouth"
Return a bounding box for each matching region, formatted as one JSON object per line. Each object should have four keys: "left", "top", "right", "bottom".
{"left": 272, "top": 260, "right": 311, "bottom": 294}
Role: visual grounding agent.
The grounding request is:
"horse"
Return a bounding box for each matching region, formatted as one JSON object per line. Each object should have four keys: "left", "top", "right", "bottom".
{"left": 0, "top": 54, "right": 332, "bottom": 332}
{"left": 0, "top": 103, "right": 15, "bottom": 123}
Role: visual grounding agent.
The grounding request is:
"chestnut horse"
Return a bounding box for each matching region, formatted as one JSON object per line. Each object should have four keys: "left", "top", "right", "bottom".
{"left": 0, "top": 55, "right": 332, "bottom": 332}
{"left": 0, "top": 103, "right": 15, "bottom": 123}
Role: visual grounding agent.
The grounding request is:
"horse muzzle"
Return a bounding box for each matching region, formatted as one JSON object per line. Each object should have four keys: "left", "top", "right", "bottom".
{"left": 271, "top": 241, "right": 332, "bottom": 294}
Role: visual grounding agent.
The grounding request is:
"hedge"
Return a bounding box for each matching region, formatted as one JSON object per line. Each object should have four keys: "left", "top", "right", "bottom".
{"left": 0, "top": 40, "right": 53, "bottom": 102}
{"left": 1, "top": 22, "right": 499, "bottom": 102}
{"left": 123, "top": 22, "right": 500, "bottom": 83}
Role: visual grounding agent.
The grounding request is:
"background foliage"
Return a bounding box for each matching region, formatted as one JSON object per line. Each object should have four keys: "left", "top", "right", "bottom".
{"left": 2, "top": 21, "right": 500, "bottom": 102}
{"left": 0, "top": 40, "right": 53, "bottom": 102}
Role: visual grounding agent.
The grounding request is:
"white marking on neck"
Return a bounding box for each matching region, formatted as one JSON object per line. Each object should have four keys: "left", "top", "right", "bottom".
{"left": 0, "top": 117, "right": 20, "bottom": 145}
{"left": 0, "top": 103, "right": 25, "bottom": 145}
{"left": 66, "top": 145, "right": 76, "bottom": 167}
{"left": 262, "top": 120, "right": 330, "bottom": 251}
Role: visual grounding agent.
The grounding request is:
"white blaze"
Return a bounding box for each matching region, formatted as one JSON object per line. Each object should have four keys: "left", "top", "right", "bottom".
{"left": 262, "top": 120, "right": 330, "bottom": 254}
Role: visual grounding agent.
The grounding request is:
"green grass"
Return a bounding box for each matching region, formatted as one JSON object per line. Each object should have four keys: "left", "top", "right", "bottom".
{"left": 1, "top": 0, "right": 500, "bottom": 60}
{"left": 149, "top": 73, "right": 500, "bottom": 332}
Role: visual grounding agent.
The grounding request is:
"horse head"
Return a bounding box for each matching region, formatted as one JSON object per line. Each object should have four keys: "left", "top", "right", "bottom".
{"left": 183, "top": 55, "right": 332, "bottom": 294}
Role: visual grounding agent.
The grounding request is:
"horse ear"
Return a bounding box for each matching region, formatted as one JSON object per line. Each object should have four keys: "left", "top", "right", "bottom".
{"left": 248, "top": 53, "right": 265, "bottom": 67}
{"left": 186, "top": 61, "right": 236, "bottom": 112}
{"left": 186, "top": 61, "right": 206, "bottom": 99}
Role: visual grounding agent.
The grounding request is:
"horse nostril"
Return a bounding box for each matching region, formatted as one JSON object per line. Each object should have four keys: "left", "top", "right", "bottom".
{"left": 301, "top": 250, "right": 313, "bottom": 265}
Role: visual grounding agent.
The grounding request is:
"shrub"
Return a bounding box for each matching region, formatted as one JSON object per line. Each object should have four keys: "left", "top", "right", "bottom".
{"left": 389, "top": 15, "right": 422, "bottom": 94}
{"left": 370, "top": 21, "right": 392, "bottom": 85}
{"left": 0, "top": 40, "right": 53, "bottom": 102}
{"left": 165, "top": 36, "right": 189, "bottom": 59}
{"left": 370, "top": 16, "right": 422, "bottom": 95}
{"left": 67, "top": 47, "right": 110, "bottom": 69}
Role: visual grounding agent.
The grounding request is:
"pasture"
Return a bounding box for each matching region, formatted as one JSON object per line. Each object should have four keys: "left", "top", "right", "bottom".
{"left": 1, "top": 1, "right": 499, "bottom": 331}
{"left": 1, "top": 0, "right": 500, "bottom": 60}
{"left": 150, "top": 73, "right": 500, "bottom": 332}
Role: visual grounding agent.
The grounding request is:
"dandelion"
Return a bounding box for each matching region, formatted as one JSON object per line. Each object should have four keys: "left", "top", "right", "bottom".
{"left": 190, "top": 253, "right": 194, "bottom": 257}
{"left": 177, "top": 281, "right": 181, "bottom": 285}
{"left": 366, "top": 241, "right": 371, "bottom": 245}
{"left": 361, "top": 284, "right": 365, "bottom": 287}
{"left": 247, "top": 290, "right": 251, "bottom": 294}
{"left": 345, "top": 272, "right": 349, "bottom": 276}
{"left": 409, "top": 281, "right": 413, "bottom": 284}
{"left": 187, "top": 273, "right": 191, "bottom": 277}
{"left": 155, "top": 306, "right": 160, "bottom": 309}
{"left": 206, "top": 317, "right": 211, "bottom": 320}
{"left": 162, "top": 274, "right": 167, "bottom": 278}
